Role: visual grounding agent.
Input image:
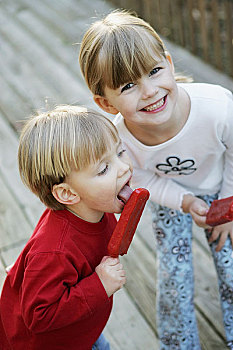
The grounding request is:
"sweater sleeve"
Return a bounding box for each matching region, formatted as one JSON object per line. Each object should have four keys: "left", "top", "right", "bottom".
{"left": 219, "top": 95, "right": 233, "bottom": 199}
{"left": 20, "top": 251, "right": 110, "bottom": 333}
{"left": 132, "top": 167, "right": 193, "bottom": 210}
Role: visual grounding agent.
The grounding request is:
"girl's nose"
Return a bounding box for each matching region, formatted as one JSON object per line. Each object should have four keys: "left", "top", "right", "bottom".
{"left": 141, "top": 79, "right": 158, "bottom": 100}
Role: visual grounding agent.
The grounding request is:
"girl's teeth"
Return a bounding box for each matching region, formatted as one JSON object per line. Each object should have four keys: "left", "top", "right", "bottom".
{"left": 144, "top": 97, "right": 165, "bottom": 111}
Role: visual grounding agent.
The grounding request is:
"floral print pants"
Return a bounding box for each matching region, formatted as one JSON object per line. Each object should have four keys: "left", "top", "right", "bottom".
{"left": 150, "top": 194, "right": 233, "bottom": 350}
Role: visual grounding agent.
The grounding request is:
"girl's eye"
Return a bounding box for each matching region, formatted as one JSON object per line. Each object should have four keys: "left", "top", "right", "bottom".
{"left": 121, "top": 83, "right": 134, "bottom": 93}
{"left": 98, "top": 164, "right": 109, "bottom": 176}
{"left": 118, "top": 149, "right": 126, "bottom": 157}
{"left": 149, "top": 67, "right": 161, "bottom": 77}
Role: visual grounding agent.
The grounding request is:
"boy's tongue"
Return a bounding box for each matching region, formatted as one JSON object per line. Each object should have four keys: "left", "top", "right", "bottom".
{"left": 118, "top": 184, "right": 133, "bottom": 204}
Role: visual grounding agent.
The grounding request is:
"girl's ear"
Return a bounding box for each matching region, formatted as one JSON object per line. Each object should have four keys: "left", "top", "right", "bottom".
{"left": 52, "top": 183, "right": 80, "bottom": 205}
{"left": 94, "top": 95, "right": 119, "bottom": 115}
{"left": 165, "top": 52, "right": 175, "bottom": 74}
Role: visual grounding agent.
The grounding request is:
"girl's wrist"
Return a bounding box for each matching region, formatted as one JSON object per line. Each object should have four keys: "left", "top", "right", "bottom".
{"left": 182, "top": 194, "right": 195, "bottom": 213}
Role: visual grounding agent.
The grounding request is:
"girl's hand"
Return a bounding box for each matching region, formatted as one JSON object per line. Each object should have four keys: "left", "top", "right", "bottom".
{"left": 182, "top": 194, "right": 209, "bottom": 228}
{"left": 95, "top": 256, "right": 126, "bottom": 297}
{"left": 208, "top": 221, "right": 233, "bottom": 252}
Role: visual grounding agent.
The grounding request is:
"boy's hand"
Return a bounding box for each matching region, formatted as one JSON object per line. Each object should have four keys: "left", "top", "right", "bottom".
{"left": 182, "top": 194, "right": 209, "bottom": 228}
{"left": 208, "top": 221, "right": 233, "bottom": 252}
{"left": 95, "top": 256, "right": 126, "bottom": 297}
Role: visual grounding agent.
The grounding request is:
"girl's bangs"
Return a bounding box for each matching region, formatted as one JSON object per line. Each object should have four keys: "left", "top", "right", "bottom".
{"left": 100, "top": 30, "right": 165, "bottom": 91}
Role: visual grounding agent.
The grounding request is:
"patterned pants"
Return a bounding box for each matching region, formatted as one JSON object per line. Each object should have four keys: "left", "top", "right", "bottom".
{"left": 150, "top": 194, "right": 233, "bottom": 350}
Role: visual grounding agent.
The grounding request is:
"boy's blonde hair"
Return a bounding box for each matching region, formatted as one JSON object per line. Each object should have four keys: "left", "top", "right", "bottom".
{"left": 79, "top": 10, "right": 190, "bottom": 97}
{"left": 18, "top": 105, "right": 119, "bottom": 210}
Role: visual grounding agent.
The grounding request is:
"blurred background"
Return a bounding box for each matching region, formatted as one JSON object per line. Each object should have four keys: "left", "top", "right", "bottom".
{"left": 109, "top": 0, "right": 233, "bottom": 79}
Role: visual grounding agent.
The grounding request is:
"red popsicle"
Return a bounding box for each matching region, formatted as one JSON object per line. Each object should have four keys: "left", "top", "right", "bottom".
{"left": 206, "top": 196, "right": 233, "bottom": 226}
{"left": 108, "top": 188, "right": 150, "bottom": 257}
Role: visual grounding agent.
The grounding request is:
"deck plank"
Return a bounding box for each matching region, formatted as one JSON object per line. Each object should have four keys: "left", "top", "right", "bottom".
{"left": 0, "top": 173, "right": 31, "bottom": 252}
{"left": 0, "top": 111, "right": 44, "bottom": 224}
{"left": 0, "top": 11, "right": 87, "bottom": 109}
{"left": 104, "top": 288, "right": 158, "bottom": 349}
{"left": 0, "top": 262, "right": 6, "bottom": 294}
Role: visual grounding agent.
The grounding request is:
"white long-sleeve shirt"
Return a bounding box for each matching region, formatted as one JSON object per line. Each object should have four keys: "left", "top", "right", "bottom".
{"left": 114, "top": 83, "right": 233, "bottom": 211}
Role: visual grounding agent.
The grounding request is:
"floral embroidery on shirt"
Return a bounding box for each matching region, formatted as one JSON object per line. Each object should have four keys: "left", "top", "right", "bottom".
{"left": 156, "top": 156, "right": 196, "bottom": 175}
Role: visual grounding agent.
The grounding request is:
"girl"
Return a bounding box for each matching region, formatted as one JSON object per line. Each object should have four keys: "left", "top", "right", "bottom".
{"left": 79, "top": 10, "right": 233, "bottom": 350}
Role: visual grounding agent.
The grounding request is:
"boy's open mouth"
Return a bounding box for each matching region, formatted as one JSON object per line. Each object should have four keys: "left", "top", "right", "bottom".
{"left": 141, "top": 95, "right": 167, "bottom": 112}
{"left": 117, "top": 182, "right": 133, "bottom": 205}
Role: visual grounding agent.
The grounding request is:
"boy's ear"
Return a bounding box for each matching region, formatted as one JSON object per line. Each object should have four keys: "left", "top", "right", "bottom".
{"left": 165, "top": 52, "right": 175, "bottom": 74}
{"left": 52, "top": 183, "right": 80, "bottom": 205}
{"left": 94, "top": 95, "right": 119, "bottom": 115}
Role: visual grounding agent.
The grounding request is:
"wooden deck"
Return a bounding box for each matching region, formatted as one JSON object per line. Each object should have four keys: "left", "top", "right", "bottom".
{"left": 0, "top": 0, "right": 233, "bottom": 349}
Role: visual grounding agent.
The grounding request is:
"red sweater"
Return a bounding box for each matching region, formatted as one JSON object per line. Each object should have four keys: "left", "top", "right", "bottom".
{"left": 0, "top": 209, "right": 116, "bottom": 350}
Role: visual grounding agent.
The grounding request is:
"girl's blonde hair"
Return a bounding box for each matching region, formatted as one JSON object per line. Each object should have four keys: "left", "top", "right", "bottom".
{"left": 18, "top": 105, "right": 119, "bottom": 210}
{"left": 79, "top": 10, "right": 190, "bottom": 97}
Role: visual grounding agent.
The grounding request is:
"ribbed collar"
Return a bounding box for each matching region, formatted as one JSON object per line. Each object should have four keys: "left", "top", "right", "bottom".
{"left": 53, "top": 209, "right": 109, "bottom": 235}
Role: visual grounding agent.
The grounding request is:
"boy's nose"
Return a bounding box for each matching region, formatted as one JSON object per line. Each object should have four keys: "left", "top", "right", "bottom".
{"left": 117, "top": 159, "right": 131, "bottom": 178}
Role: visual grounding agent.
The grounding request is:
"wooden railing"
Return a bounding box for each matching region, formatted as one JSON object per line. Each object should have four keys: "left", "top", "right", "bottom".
{"left": 108, "top": 0, "right": 233, "bottom": 78}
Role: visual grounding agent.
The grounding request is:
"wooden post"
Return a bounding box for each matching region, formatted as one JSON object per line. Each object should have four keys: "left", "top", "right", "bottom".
{"left": 198, "top": 0, "right": 208, "bottom": 61}
{"left": 224, "top": 0, "right": 233, "bottom": 76}
{"left": 188, "top": 0, "right": 196, "bottom": 54}
{"left": 211, "top": 0, "right": 221, "bottom": 70}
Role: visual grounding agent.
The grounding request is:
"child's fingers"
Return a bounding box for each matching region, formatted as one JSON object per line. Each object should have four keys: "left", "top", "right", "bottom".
{"left": 230, "top": 232, "right": 233, "bottom": 252}
{"left": 100, "top": 256, "right": 109, "bottom": 263}
{"left": 116, "top": 263, "right": 124, "bottom": 271}
{"left": 192, "top": 212, "right": 209, "bottom": 228}
{"left": 208, "top": 226, "right": 232, "bottom": 252}
{"left": 120, "top": 269, "right": 126, "bottom": 277}
{"left": 197, "top": 207, "right": 208, "bottom": 216}
{"left": 107, "top": 257, "right": 120, "bottom": 266}
{"left": 121, "top": 276, "right": 127, "bottom": 286}
{"left": 215, "top": 232, "right": 228, "bottom": 252}
{"left": 208, "top": 227, "right": 220, "bottom": 243}
{"left": 100, "top": 256, "right": 119, "bottom": 265}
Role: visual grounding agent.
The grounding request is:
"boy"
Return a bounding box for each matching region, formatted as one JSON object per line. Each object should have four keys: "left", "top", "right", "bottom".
{"left": 0, "top": 105, "right": 132, "bottom": 350}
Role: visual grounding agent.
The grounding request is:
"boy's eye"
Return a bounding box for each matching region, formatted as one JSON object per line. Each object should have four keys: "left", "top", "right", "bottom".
{"left": 98, "top": 164, "right": 109, "bottom": 176}
{"left": 121, "top": 83, "right": 134, "bottom": 93}
{"left": 149, "top": 67, "right": 161, "bottom": 77}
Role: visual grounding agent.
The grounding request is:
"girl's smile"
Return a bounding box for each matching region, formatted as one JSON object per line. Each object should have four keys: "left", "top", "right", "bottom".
{"left": 140, "top": 95, "right": 167, "bottom": 113}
